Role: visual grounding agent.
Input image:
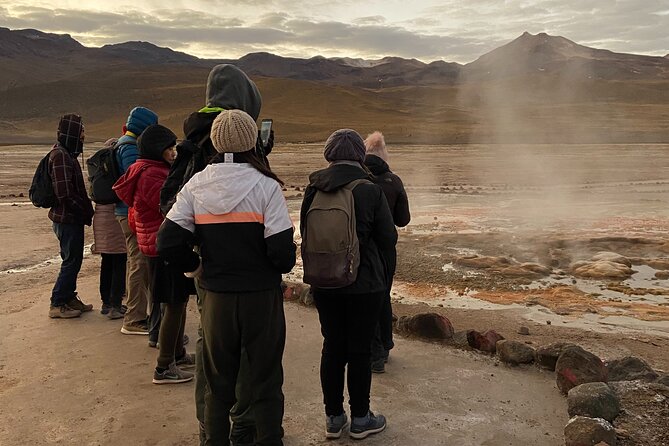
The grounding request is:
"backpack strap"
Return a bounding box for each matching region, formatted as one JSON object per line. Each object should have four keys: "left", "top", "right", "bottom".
{"left": 342, "top": 178, "right": 371, "bottom": 191}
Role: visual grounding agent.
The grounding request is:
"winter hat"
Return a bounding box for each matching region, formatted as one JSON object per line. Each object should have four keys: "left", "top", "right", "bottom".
{"left": 364, "top": 131, "right": 389, "bottom": 162}
{"left": 210, "top": 109, "right": 258, "bottom": 153}
{"left": 137, "top": 124, "right": 177, "bottom": 161}
{"left": 126, "top": 107, "right": 158, "bottom": 136}
{"left": 324, "top": 129, "right": 366, "bottom": 164}
{"left": 57, "top": 113, "right": 84, "bottom": 154}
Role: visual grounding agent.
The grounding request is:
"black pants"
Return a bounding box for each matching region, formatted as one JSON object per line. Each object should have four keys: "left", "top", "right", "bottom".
{"left": 99, "top": 253, "right": 127, "bottom": 308}
{"left": 314, "top": 290, "right": 384, "bottom": 418}
{"left": 157, "top": 302, "right": 186, "bottom": 369}
{"left": 371, "top": 289, "right": 394, "bottom": 362}
{"left": 51, "top": 222, "right": 84, "bottom": 307}
{"left": 201, "top": 287, "right": 285, "bottom": 446}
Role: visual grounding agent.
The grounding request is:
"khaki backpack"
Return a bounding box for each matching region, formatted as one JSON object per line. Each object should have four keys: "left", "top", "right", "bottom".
{"left": 301, "top": 179, "right": 370, "bottom": 288}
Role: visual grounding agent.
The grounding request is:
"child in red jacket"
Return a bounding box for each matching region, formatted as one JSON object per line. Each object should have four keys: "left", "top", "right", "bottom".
{"left": 114, "top": 124, "right": 194, "bottom": 384}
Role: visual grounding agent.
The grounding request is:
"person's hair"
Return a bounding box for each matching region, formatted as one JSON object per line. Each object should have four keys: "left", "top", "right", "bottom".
{"left": 210, "top": 150, "right": 284, "bottom": 185}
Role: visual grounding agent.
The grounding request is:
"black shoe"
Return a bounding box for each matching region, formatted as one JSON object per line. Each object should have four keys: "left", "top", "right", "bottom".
{"left": 371, "top": 358, "right": 385, "bottom": 374}
{"left": 100, "top": 303, "right": 111, "bottom": 315}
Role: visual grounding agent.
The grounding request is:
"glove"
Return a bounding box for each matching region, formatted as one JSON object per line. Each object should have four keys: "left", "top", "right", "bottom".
{"left": 258, "top": 129, "right": 274, "bottom": 156}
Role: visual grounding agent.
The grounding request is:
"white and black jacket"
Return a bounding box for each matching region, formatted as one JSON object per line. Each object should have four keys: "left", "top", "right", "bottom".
{"left": 157, "top": 162, "right": 296, "bottom": 293}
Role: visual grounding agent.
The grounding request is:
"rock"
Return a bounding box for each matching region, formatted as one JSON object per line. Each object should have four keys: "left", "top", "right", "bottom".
{"left": 609, "top": 380, "right": 669, "bottom": 446}
{"left": 567, "top": 382, "right": 620, "bottom": 422}
{"left": 454, "top": 255, "right": 511, "bottom": 270}
{"left": 299, "top": 286, "right": 314, "bottom": 306}
{"left": 467, "top": 329, "right": 504, "bottom": 353}
{"left": 555, "top": 346, "right": 608, "bottom": 394}
{"left": 606, "top": 356, "right": 658, "bottom": 382}
{"left": 450, "top": 330, "right": 471, "bottom": 349}
{"left": 655, "top": 373, "right": 669, "bottom": 387}
{"left": 571, "top": 259, "right": 634, "bottom": 279}
{"left": 591, "top": 252, "right": 632, "bottom": 267}
{"left": 518, "top": 326, "right": 530, "bottom": 335}
{"left": 396, "top": 313, "right": 454, "bottom": 340}
{"left": 564, "top": 416, "right": 617, "bottom": 446}
{"left": 496, "top": 340, "right": 535, "bottom": 365}
{"left": 535, "top": 342, "right": 576, "bottom": 371}
{"left": 654, "top": 270, "right": 669, "bottom": 279}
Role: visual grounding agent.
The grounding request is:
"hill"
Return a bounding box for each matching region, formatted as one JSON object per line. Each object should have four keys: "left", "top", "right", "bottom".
{"left": 0, "top": 28, "right": 668, "bottom": 144}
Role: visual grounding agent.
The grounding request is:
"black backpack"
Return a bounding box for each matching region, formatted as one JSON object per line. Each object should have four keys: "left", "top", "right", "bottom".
{"left": 86, "top": 144, "right": 121, "bottom": 204}
{"left": 29, "top": 152, "right": 57, "bottom": 208}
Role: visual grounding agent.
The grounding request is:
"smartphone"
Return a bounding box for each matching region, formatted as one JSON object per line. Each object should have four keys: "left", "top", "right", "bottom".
{"left": 260, "top": 118, "right": 273, "bottom": 147}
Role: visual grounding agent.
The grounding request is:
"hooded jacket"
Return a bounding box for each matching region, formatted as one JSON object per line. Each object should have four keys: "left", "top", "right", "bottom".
{"left": 48, "top": 143, "right": 94, "bottom": 225}
{"left": 300, "top": 163, "right": 397, "bottom": 295}
{"left": 160, "top": 64, "right": 269, "bottom": 215}
{"left": 364, "top": 154, "right": 411, "bottom": 228}
{"left": 113, "top": 157, "right": 170, "bottom": 257}
{"left": 157, "top": 163, "right": 296, "bottom": 293}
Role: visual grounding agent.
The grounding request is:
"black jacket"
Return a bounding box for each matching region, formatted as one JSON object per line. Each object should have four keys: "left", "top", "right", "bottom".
{"left": 300, "top": 163, "right": 397, "bottom": 294}
{"left": 364, "top": 155, "right": 411, "bottom": 227}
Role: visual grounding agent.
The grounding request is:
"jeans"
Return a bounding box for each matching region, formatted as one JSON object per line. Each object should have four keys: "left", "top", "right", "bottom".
{"left": 51, "top": 222, "right": 85, "bottom": 307}
{"left": 314, "top": 290, "right": 383, "bottom": 418}
{"left": 100, "top": 253, "right": 127, "bottom": 308}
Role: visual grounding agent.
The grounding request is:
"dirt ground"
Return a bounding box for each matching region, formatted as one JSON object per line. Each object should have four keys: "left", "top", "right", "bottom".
{"left": 1, "top": 142, "right": 669, "bottom": 445}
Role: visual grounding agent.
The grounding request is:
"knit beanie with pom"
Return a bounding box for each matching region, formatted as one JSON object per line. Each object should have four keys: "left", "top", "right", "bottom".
{"left": 210, "top": 109, "right": 258, "bottom": 153}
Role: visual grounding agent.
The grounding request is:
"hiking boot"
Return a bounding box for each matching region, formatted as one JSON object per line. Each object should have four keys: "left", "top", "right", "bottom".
{"left": 152, "top": 362, "right": 194, "bottom": 384}
{"left": 100, "top": 303, "right": 111, "bottom": 315}
{"left": 67, "top": 295, "right": 93, "bottom": 312}
{"left": 325, "top": 412, "right": 348, "bottom": 439}
{"left": 349, "top": 411, "right": 386, "bottom": 439}
{"left": 49, "top": 305, "right": 81, "bottom": 319}
{"left": 107, "top": 307, "right": 124, "bottom": 320}
{"left": 121, "top": 321, "right": 149, "bottom": 335}
{"left": 176, "top": 353, "right": 196, "bottom": 369}
{"left": 371, "top": 358, "right": 385, "bottom": 374}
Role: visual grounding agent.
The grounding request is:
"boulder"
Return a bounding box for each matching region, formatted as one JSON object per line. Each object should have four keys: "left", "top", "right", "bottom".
{"left": 564, "top": 416, "right": 616, "bottom": 446}
{"left": 609, "top": 380, "right": 669, "bottom": 446}
{"left": 396, "top": 313, "right": 454, "bottom": 340}
{"left": 535, "top": 342, "right": 576, "bottom": 371}
{"left": 467, "top": 329, "right": 504, "bottom": 353}
{"left": 606, "top": 356, "right": 658, "bottom": 382}
{"left": 556, "top": 346, "right": 608, "bottom": 394}
{"left": 591, "top": 252, "right": 632, "bottom": 267}
{"left": 571, "top": 260, "right": 633, "bottom": 279}
{"left": 450, "top": 330, "right": 471, "bottom": 349}
{"left": 654, "top": 270, "right": 669, "bottom": 280}
{"left": 655, "top": 373, "right": 669, "bottom": 387}
{"left": 567, "top": 382, "right": 620, "bottom": 422}
{"left": 496, "top": 340, "right": 535, "bottom": 365}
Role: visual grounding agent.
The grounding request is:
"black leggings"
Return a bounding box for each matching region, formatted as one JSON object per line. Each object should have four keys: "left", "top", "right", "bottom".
{"left": 99, "top": 253, "right": 127, "bottom": 307}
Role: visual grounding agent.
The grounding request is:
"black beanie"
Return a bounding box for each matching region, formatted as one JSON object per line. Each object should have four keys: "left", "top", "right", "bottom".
{"left": 57, "top": 113, "right": 84, "bottom": 155}
{"left": 138, "top": 124, "right": 177, "bottom": 161}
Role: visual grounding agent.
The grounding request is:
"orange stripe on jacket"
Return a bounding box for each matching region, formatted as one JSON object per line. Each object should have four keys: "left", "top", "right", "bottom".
{"left": 195, "top": 212, "right": 265, "bottom": 224}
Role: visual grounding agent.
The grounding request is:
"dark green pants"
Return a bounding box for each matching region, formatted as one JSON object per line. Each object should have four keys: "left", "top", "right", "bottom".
{"left": 156, "top": 302, "right": 186, "bottom": 369}
{"left": 201, "top": 287, "right": 285, "bottom": 446}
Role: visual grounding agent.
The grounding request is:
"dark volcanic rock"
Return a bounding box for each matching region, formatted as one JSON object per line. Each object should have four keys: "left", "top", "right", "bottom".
{"left": 656, "top": 373, "right": 669, "bottom": 387}
{"left": 606, "top": 356, "right": 658, "bottom": 382}
{"left": 556, "top": 346, "right": 608, "bottom": 394}
{"left": 609, "top": 380, "right": 669, "bottom": 446}
{"left": 467, "top": 329, "right": 504, "bottom": 353}
{"left": 396, "top": 313, "right": 454, "bottom": 340}
{"left": 535, "top": 342, "right": 576, "bottom": 371}
{"left": 564, "top": 416, "right": 616, "bottom": 446}
{"left": 567, "top": 382, "right": 620, "bottom": 422}
{"left": 496, "top": 340, "right": 535, "bottom": 365}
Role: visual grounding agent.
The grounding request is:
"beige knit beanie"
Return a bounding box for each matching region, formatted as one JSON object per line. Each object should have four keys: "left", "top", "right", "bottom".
{"left": 210, "top": 109, "right": 258, "bottom": 153}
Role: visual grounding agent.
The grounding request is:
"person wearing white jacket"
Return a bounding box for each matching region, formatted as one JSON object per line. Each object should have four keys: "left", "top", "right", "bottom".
{"left": 157, "top": 110, "right": 295, "bottom": 446}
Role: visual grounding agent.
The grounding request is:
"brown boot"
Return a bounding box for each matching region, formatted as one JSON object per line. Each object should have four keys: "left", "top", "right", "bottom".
{"left": 49, "top": 305, "right": 81, "bottom": 319}
{"left": 67, "top": 294, "right": 93, "bottom": 312}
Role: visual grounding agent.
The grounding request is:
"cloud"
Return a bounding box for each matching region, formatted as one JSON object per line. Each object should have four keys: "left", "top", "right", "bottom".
{"left": 1, "top": 1, "right": 667, "bottom": 62}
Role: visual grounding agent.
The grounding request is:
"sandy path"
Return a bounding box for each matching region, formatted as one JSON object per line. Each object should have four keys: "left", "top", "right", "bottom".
{"left": 0, "top": 265, "right": 567, "bottom": 445}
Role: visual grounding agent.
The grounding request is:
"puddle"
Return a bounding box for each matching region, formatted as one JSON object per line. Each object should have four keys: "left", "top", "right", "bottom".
{"left": 1, "top": 244, "right": 93, "bottom": 274}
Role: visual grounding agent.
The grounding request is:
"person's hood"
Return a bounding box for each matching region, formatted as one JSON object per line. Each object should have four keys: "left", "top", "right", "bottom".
{"left": 308, "top": 163, "right": 371, "bottom": 192}
{"left": 205, "top": 64, "right": 262, "bottom": 120}
{"left": 112, "top": 159, "right": 165, "bottom": 205}
{"left": 117, "top": 133, "right": 138, "bottom": 148}
{"left": 188, "top": 163, "right": 263, "bottom": 214}
{"left": 364, "top": 154, "right": 390, "bottom": 176}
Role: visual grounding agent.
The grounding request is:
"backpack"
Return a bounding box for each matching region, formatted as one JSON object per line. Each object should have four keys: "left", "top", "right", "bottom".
{"left": 86, "top": 144, "right": 121, "bottom": 204}
{"left": 29, "top": 152, "right": 57, "bottom": 208}
{"left": 301, "top": 179, "right": 370, "bottom": 289}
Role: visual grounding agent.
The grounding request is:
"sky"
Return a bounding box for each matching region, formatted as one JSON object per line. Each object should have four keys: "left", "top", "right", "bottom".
{"left": 1, "top": 0, "right": 668, "bottom": 63}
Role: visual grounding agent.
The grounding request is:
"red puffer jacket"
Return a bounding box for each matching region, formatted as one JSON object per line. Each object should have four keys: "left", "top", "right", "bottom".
{"left": 113, "top": 159, "right": 169, "bottom": 257}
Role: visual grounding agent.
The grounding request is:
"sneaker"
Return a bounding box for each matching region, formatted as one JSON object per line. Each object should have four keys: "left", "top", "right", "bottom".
{"left": 175, "top": 353, "right": 196, "bottom": 369}
{"left": 183, "top": 334, "right": 189, "bottom": 346}
{"left": 48, "top": 305, "right": 81, "bottom": 319}
{"left": 371, "top": 358, "right": 385, "bottom": 374}
{"left": 148, "top": 340, "right": 158, "bottom": 348}
{"left": 107, "top": 307, "right": 124, "bottom": 320}
{"left": 325, "top": 413, "right": 348, "bottom": 439}
{"left": 100, "top": 303, "right": 112, "bottom": 315}
{"left": 67, "top": 295, "right": 93, "bottom": 312}
{"left": 152, "top": 362, "right": 194, "bottom": 384}
{"left": 121, "top": 322, "right": 149, "bottom": 335}
{"left": 349, "top": 411, "right": 386, "bottom": 439}
{"left": 120, "top": 304, "right": 128, "bottom": 314}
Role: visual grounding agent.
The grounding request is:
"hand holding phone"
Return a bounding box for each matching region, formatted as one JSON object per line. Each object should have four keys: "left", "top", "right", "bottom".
{"left": 260, "top": 119, "right": 273, "bottom": 148}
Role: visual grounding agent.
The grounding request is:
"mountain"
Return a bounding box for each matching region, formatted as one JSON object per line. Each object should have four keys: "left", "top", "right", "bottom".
{"left": 463, "top": 32, "right": 669, "bottom": 80}
{"left": 100, "top": 41, "right": 202, "bottom": 64}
